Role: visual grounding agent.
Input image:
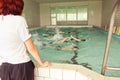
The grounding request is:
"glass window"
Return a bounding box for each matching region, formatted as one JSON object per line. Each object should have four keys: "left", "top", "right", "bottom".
{"left": 51, "top": 13, "right": 56, "bottom": 17}
{"left": 51, "top": 8, "right": 57, "bottom": 17}
{"left": 51, "top": 8, "right": 57, "bottom": 25}
{"left": 77, "top": 6, "right": 88, "bottom": 21}
{"left": 67, "top": 7, "right": 76, "bottom": 21}
{"left": 50, "top": 6, "right": 88, "bottom": 25}
{"left": 51, "top": 18, "right": 56, "bottom": 25}
{"left": 57, "top": 8, "right": 66, "bottom": 21}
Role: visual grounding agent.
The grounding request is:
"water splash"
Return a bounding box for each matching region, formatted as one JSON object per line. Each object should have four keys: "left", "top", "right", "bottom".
{"left": 33, "top": 38, "right": 43, "bottom": 47}
{"left": 52, "top": 27, "right": 63, "bottom": 40}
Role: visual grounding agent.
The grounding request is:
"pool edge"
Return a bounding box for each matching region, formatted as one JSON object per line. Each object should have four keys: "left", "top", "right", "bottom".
{"left": 34, "top": 62, "right": 120, "bottom": 80}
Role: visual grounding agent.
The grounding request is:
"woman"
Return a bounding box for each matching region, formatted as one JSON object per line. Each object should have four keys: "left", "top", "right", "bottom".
{"left": 0, "top": 0, "right": 50, "bottom": 80}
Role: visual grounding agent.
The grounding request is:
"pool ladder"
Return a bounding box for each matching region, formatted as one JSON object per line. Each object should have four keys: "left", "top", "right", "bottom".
{"left": 101, "top": 0, "right": 120, "bottom": 75}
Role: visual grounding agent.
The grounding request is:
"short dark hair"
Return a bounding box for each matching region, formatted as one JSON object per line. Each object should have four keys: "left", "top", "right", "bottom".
{"left": 3, "top": 0, "right": 24, "bottom": 15}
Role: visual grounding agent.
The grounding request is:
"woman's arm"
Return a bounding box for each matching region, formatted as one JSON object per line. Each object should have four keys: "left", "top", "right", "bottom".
{"left": 24, "top": 38, "right": 51, "bottom": 67}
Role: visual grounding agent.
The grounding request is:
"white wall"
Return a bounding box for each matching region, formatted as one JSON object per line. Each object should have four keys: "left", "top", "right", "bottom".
{"left": 88, "top": 1, "right": 102, "bottom": 27}
{"left": 40, "top": 4, "right": 51, "bottom": 27}
{"left": 102, "top": 0, "right": 117, "bottom": 26}
{"left": 23, "top": 0, "right": 40, "bottom": 28}
{"left": 40, "top": 1, "right": 102, "bottom": 27}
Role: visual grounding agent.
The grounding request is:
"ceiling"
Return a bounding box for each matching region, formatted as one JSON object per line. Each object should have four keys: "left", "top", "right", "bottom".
{"left": 35, "top": 0, "right": 102, "bottom": 3}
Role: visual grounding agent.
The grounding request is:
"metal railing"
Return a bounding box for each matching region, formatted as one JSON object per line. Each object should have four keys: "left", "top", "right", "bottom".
{"left": 101, "top": 0, "right": 120, "bottom": 75}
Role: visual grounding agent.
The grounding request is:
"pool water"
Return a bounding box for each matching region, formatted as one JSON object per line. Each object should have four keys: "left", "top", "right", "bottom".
{"left": 30, "top": 27, "right": 120, "bottom": 77}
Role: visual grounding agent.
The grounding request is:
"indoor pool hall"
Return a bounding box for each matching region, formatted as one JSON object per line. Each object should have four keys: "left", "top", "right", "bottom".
{"left": 1, "top": 0, "right": 120, "bottom": 80}
{"left": 26, "top": 0, "right": 120, "bottom": 79}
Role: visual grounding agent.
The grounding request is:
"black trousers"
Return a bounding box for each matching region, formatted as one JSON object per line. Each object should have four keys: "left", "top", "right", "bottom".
{"left": 0, "top": 61, "right": 35, "bottom": 80}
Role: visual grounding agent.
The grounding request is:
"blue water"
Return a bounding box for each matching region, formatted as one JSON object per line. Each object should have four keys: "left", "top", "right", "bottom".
{"left": 30, "top": 27, "right": 120, "bottom": 77}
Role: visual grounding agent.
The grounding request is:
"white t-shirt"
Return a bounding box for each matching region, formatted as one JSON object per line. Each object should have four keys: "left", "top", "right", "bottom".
{"left": 0, "top": 15, "right": 31, "bottom": 65}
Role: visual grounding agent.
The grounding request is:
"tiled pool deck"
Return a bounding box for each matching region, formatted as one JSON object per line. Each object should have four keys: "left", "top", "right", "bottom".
{"left": 34, "top": 63, "right": 120, "bottom": 80}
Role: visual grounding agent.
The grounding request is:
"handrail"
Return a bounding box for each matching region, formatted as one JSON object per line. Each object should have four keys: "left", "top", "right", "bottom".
{"left": 101, "top": 0, "right": 120, "bottom": 75}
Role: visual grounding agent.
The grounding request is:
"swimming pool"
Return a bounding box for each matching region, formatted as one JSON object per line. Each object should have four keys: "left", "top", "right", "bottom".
{"left": 30, "top": 26, "right": 120, "bottom": 77}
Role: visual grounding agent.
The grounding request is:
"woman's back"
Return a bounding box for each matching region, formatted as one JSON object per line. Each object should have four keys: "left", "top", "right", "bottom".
{"left": 0, "top": 15, "right": 30, "bottom": 64}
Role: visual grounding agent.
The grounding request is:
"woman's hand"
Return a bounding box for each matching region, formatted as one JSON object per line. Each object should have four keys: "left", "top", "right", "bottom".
{"left": 40, "top": 61, "right": 51, "bottom": 67}
{"left": 25, "top": 38, "right": 51, "bottom": 67}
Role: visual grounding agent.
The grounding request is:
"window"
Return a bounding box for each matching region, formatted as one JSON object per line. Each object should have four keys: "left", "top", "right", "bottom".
{"left": 67, "top": 7, "right": 77, "bottom": 21}
{"left": 51, "top": 18, "right": 57, "bottom": 25}
{"left": 57, "top": 8, "right": 66, "bottom": 21}
{"left": 51, "top": 6, "right": 88, "bottom": 25}
{"left": 77, "top": 6, "right": 88, "bottom": 21}
{"left": 51, "top": 8, "right": 57, "bottom": 25}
